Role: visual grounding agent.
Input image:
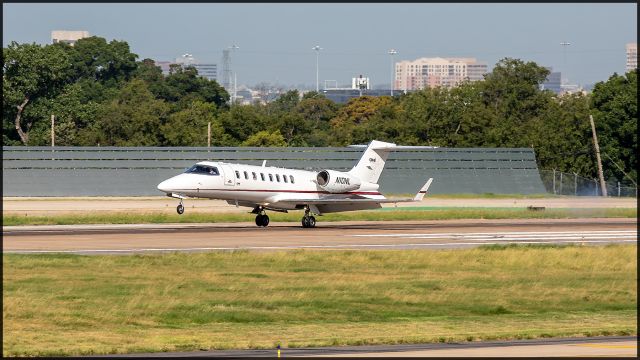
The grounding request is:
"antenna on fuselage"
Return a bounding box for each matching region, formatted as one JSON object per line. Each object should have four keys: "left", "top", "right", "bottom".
{"left": 262, "top": 160, "right": 267, "bottom": 167}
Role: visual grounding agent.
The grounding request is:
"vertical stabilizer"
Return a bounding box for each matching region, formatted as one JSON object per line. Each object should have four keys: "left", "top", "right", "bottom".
{"left": 347, "top": 140, "right": 396, "bottom": 184}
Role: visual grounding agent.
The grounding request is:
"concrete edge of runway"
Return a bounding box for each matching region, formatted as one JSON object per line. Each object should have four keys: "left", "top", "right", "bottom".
{"left": 90, "top": 336, "right": 638, "bottom": 358}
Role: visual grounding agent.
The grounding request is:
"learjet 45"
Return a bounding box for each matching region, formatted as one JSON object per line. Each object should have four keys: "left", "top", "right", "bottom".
{"left": 157, "top": 140, "right": 433, "bottom": 228}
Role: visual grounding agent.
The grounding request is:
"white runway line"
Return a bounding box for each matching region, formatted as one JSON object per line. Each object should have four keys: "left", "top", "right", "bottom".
{"left": 351, "top": 230, "right": 637, "bottom": 238}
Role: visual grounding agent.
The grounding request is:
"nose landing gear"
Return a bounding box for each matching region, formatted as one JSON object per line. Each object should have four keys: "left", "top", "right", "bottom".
{"left": 301, "top": 207, "right": 316, "bottom": 228}
{"left": 176, "top": 199, "right": 185, "bottom": 215}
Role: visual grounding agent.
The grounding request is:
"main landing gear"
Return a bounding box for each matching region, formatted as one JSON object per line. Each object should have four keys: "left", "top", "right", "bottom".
{"left": 254, "top": 207, "right": 270, "bottom": 227}
{"left": 176, "top": 199, "right": 184, "bottom": 215}
{"left": 301, "top": 207, "right": 316, "bottom": 228}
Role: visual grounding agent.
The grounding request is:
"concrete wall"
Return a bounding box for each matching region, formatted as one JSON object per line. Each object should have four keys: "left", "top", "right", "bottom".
{"left": 2, "top": 146, "right": 546, "bottom": 196}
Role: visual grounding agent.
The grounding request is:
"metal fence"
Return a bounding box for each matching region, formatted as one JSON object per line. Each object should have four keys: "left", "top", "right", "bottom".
{"left": 539, "top": 169, "right": 637, "bottom": 197}
{"left": 2, "top": 146, "right": 547, "bottom": 196}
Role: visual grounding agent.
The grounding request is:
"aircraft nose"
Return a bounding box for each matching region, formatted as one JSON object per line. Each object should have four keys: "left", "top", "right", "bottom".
{"left": 157, "top": 179, "right": 173, "bottom": 193}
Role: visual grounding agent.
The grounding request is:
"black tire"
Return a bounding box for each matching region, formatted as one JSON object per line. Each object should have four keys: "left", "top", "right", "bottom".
{"left": 301, "top": 217, "right": 309, "bottom": 228}
{"left": 255, "top": 215, "right": 263, "bottom": 227}
{"left": 262, "top": 215, "right": 270, "bottom": 227}
{"left": 308, "top": 216, "right": 316, "bottom": 228}
{"left": 177, "top": 204, "right": 184, "bottom": 215}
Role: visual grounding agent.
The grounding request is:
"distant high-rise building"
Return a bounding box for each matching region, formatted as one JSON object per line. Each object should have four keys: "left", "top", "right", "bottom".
{"left": 626, "top": 43, "right": 637, "bottom": 72}
{"left": 541, "top": 67, "right": 562, "bottom": 94}
{"left": 170, "top": 53, "right": 217, "bottom": 81}
{"left": 394, "top": 57, "right": 488, "bottom": 90}
{"left": 221, "top": 49, "right": 231, "bottom": 89}
{"left": 51, "top": 30, "right": 90, "bottom": 46}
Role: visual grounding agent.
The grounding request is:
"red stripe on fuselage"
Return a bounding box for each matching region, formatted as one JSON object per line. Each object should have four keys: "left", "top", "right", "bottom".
{"left": 172, "top": 188, "right": 382, "bottom": 195}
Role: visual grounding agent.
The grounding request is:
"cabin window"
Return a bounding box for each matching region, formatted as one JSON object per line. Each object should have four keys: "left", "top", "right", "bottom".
{"left": 268, "top": 174, "right": 273, "bottom": 182}
{"left": 185, "top": 165, "right": 219, "bottom": 176}
{"left": 244, "top": 171, "right": 248, "bottom": 180}
{"left": 235, "top": 170, "right": 240, "bottom": 179}
{"left": 276, "top": 174, "right": 280, "bottom": 182}
{"left": 283, "top": 175, "right": 288, "bottom": 183}
{"left": 252, "top": 172, "right": 257, "bottom": 180}
{"left": 260, "top": 173, "right": 265, "bottom": 181}
{"left": 290, "top": 175, "right": 295, "bottom": 184}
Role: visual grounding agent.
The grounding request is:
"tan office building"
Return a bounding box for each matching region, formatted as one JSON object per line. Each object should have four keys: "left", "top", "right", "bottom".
{"left": 626, "top": 43, "right": 637, "bottom": 72}
{"left": 51, "top": 30, "right": 90, "bottom": 46}
{"left": 394, "top": 57, "right": 488, "bottom": 90}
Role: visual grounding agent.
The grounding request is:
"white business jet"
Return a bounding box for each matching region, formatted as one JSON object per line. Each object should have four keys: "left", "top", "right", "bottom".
{"left": 157, "top": 140, "right": 433, "bottom": 228}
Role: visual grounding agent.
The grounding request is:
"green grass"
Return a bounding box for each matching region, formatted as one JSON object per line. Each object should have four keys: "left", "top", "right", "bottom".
{"left": 3, "top": 207, "right": 636, "bottom": 226}
{"left": 3, "top": 245, "right": 637, "bottom": 356}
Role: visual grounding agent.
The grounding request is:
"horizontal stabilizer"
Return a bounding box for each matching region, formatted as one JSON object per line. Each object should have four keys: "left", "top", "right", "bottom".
{"left": 413, "top": 178, "right": 434, "bottom": 201}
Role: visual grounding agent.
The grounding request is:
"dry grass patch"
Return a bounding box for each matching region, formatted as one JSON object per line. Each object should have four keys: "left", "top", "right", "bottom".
{"left": 3, "top": 245, "right": 637, "bottom": 356}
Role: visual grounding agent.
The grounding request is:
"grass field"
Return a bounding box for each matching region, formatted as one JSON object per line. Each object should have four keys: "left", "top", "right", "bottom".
{"left": 3, "top": 207, "right": 636, "bottom": 226}
{"left": 3, "top": 245, "right": 636, "bottom": 356}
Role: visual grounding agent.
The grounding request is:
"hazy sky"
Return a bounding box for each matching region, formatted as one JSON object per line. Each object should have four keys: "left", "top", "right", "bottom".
{"left": 3, "top": 3, "right": 637, "bottom": 88}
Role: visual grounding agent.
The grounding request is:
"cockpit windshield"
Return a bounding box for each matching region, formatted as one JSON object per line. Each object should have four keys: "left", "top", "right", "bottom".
{"left": 185, "top": 165, "right": 220, "bottom": 176}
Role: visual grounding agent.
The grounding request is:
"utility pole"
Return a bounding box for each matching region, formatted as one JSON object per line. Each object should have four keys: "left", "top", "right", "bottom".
{"left": 207, "top": 122, "right": 211, "bottom": 150}
{"left": 312, "top": 45, "right": 322, "bottom": 92}
{"left": 50, "top": 114, "right": 55, "bottom": 147}
{"left": 589, "top": 114, "right": 607, "bottom": 196}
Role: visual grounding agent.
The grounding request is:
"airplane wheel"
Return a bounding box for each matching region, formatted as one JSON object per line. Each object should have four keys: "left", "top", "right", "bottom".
{"left": 256, "top": 214, "right": 270, "bottom": 227}
{"left": 302, "top": 216, "right": 310, "bottom": 228}
{"left": 177, "top": 204, "right": 184, "bottom": 215}
{"left": 308, "top": 216, "right": 316, "bottom": 228}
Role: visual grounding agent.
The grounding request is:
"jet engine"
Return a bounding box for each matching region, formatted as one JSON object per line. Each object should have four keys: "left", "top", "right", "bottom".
{"left": 316, "top": 169, "right": 362, "bottom": 193}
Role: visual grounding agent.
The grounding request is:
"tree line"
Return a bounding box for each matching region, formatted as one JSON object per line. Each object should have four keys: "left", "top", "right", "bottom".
{"left": 2, "top": 37, "right": 637, "bottom": 184}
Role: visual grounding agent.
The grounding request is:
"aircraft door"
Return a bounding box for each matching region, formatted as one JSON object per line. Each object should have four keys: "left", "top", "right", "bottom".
{"left": 220, "top": 164, "right": 236, "bottom": 186}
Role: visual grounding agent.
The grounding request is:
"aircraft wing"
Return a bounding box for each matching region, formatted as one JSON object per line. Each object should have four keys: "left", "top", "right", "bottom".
{"left": 273, "top": 178, "right": 434, "bottom": 206}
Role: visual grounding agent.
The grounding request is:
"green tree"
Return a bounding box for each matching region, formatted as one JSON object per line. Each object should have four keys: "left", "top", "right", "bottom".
{"left": 590, "top": 71, "right": 637, "bottom": 183}
{"left": 3, "top": 42, "right": 72, "bottom": 144}
{"left": 161, "top": 101, "right": 229, "bottom": 146}
{"left": 26, "top": 83, "right": 102, "bottom": 146}
{"left": 57, "top": 36, "right": 138, "bottom": 84}
{"left": 530, "top": 93, "right": 594, "bottom": 175}
{"left": 217, "top": 104, "right": 267, "bottom": 144}
{"left": 159, "top": 65, "right": 229, "bottom": 109}
{"left": 480, "top": 58, "right": 552, "bottom": 146}
{"left": 329, "top": 96, "right": 395, "bottom": 145}
{"left": 241, "top": 130, "right": 287, "bottom": 147}
{"left": 89, "top": 79, "right": 169, "bottom": 146}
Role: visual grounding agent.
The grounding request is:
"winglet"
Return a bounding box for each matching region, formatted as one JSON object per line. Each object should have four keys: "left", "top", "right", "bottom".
{"left": 413, "top": 178, "right": 433, "bottom": 201}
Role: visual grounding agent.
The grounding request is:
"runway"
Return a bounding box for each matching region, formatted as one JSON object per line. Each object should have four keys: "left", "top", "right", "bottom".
{"left": 99, "top": 336, "right": 637, "bottom": 357}
{"left": 3, "top": 218, "right": 636, "bottom": 255}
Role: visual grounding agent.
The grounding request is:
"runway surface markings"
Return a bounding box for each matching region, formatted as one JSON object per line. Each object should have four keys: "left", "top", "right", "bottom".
{"left": 573, "top": 343, "right": 637, "bottom": 349}
{"left": 351, "top": 230, "right": 637, "bottom": 237}
{"left": 350, "top": 230, "right": 637, "bottom": 241}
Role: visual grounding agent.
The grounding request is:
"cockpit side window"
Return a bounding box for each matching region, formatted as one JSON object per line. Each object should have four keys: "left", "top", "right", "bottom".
{"left": 185, "top": 165, "right": 219, "bottom": 176}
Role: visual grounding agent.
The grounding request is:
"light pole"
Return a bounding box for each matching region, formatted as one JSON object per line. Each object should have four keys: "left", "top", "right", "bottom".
{"left": 229, "top": 44, "right": 239, "bottom": 102}
{"left": 388, "top": 49, "right": 397, "bottom": 96}
{"left": 560, "top": 41, "right": 570, "bottom": 84}
{"left": 312, "top": 45, "right": 322, "bottom": 92}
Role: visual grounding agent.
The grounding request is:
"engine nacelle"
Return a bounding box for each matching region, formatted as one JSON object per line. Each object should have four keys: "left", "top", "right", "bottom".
{"left": 316, "top": 169, "right": 362, "bottom": 193}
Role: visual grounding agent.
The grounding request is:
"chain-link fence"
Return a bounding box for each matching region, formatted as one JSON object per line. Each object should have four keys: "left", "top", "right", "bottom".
{"left": 540, "top": 169, "right": 637, "bottom": 197}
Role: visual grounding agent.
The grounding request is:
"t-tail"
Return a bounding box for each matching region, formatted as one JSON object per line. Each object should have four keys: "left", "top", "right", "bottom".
{"left": 347, "top": 140, "right": 397, "bottom": 184}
